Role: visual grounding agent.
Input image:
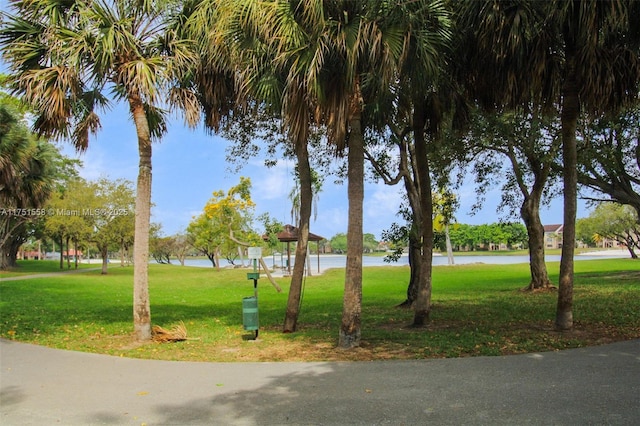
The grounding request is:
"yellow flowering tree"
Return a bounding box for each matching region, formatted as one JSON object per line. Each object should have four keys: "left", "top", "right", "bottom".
{"left": 203, "top": 177, "right": 261, "bottom": 265}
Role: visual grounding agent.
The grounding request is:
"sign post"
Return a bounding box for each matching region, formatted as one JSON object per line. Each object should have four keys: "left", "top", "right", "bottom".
{"left": 243, "top": 247, "right": 262, "bottom": 339}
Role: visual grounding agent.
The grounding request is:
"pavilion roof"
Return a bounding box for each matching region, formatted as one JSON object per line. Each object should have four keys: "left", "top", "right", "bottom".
{"left": 265, "top": 224, "right": 325, "bottom": 242}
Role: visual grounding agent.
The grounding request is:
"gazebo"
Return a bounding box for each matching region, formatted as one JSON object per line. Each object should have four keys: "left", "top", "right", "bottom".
{"left": 266, "top": 224, "right": 325, "bottom": 275}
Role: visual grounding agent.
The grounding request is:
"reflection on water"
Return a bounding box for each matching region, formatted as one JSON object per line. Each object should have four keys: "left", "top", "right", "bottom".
{"left": 178, "top": 252, "right": 628, "bottom": 270}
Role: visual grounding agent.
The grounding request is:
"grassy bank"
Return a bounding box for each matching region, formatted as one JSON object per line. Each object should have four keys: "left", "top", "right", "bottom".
{"left": 0, "top": 259, "right": 97, "bottom": 277}
{"left": 1, "top": 259, "right": 638, "bottom": 361}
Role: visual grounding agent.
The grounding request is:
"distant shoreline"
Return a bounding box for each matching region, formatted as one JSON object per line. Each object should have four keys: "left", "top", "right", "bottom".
{"left": 576, "top": 249, "right": 629, "bottom": 256}
{"left": 69, "top": 249, "right": 630, "bottom": 267}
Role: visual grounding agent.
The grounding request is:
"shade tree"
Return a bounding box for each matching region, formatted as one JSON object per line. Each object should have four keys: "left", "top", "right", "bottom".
{"left": 203, "top": 177, "right": 261, "bottom": 263}
{"left": 577, "top": 203, "right": 640, "bottom": 258}
{"left": 43, "top": 178, "right": 96, "bottom": 269}
{"left": 470, "top": 109, "right": 562, "bottom": 289}
{"left": 92, "top": 178, "right": 135, "bottom": 273}
{"left": 186, "top": 213, "right": 225, "bottom": 269}
{"left": 577, "top": 106, "right": 640, "bottom": 219}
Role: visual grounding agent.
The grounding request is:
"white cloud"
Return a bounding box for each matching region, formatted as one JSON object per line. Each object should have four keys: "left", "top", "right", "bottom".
{"left": 311, "top": 205, "right": 348, "bottom": 238}
{"left": 251, "top": 159, "right": 296, "bottom": 201}
{"left": 364, "top": 184, "right": 403, "bottom": 219}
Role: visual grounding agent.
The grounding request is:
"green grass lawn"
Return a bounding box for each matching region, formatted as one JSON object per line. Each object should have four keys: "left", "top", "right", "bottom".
{"left": 0, "top": 259, "right": 97, "bottom": 277}
{"left": 1, "top": 259, "right": 638, "bottom": 361}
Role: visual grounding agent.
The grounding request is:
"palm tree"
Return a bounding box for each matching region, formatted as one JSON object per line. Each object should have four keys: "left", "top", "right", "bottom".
{"left": 1, "top": 0, "right": 201, "bottom": 340}
{"left": 266, "top": 0, "right": 450, "bottom": 344}
{"left": 0, "top": 104, "right": 57, "bottom": 269}
{"left": 186, "top": 0, "right": 315, "bottom": 332}
{"left": 458, "top": 0, "right": 640, "bottom": 330}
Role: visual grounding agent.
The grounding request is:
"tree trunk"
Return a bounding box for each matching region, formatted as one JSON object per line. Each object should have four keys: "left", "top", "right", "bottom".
{"left": 399, "top": 141, "right": 422, "bottom": 307}
{"left": 412, "top": 100, "right": 434, "bottom": 327}
{"left": 284, "top": 140, "right": 312, "bottom": 332}
{"left": 66, "top": 236, "right": 71, "bottom": 269}
{"left": 130, "top": 98, "right": 153, "bottom": 341}
{"left": 237, "top": 246, "right": 245, "bottom": 267}
{"left": 521, "top": 194, "right": 551, "bottom": 290}
{"left": 339, "top": 102, "right": 364, "bottom": 349}
{"left": 445, "top": 224, "right": 455, "bottom": 265}
{"left": 8, "top": 238, "right": 21, "bottom": 268}
{"left": 100, "top": 244, "right": 108, "bottom": 275}
{"left": 0, "top": 248, "right": 8, "bottom": 270}
{"left": 74, "top": 239, "right": 78, "bottom": 270}
{"left": 0, "top": 220, "right": 9, "bottom": 270}
{"left": 556, "top": 45, "right": 579, "bottom": 331}
{"left": 397, "top": 227, "right": 420, "bottom": 308}
{"left": 59, "top": 235, "right": 63, "bottom": 270}
{"left": 120, "top": 241, "right": 125, "bottom": 267}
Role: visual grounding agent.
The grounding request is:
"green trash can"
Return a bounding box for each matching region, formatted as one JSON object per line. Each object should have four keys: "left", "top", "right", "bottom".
{"left": 242, "top": 296, "right": 259, "bottom": 331}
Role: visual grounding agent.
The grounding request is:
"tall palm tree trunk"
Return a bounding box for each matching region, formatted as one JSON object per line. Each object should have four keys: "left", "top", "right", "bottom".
{"left": 339, "top": 108, "right": 364, "bottom": 349}
{"left": 130, "top": 98, "right": 153, "bottom": 341}
{"left": 284, "top": 140, "right": 312, "bottom": 332}
{"left": 411, "top": 100, "right": 435, "bottom": 326}
{"left": 556, "top": 47, "right": 579, "bottom": 331}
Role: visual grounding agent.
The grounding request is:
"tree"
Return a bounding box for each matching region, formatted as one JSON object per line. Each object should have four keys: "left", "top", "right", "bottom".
{"left": 472, "top": 109, "right": 561, "bottom": 289}
{"left": 203, "top": 177, "right": 260, "bottom": 259}
{"left": 285, "top": 164, "right": 322, "bottom": 331}
{"left": 172, "top": 234, "right": 191, "bottom": 266}
{"left": 577, "top": 106, "right": 640, "bottom": 218}
{"left": 369, "top": 116, "right": 464, "bottom": 309}
{"left": 187, "top": 0, "right": 313, "bottom": 331}
{"left": 362, "top": 234, "right": 379, "bottom": 254}
{"left": 363, "top": 3, "right": 453, "bottom": 327}
{"left": 0, "top": 102, "right": 57, "bottom": 269}
{"left": 187, "top": 213, "right": 224, "bottom": 269}
{"left": 500, "top": 222, "right": 529, "bottom": 249}
{"left": 92, "top": 178, "right": 135, "bottom": 274}
{"left": 433, "top": 190, "right": 459, "bottom": 265}
{"left": 577, "top": 203, "right": 640, "bottom": 258}
{"left": 329, "top": 234, "right": 348, "bottom": 254}
{"left": 458, "top": 0, "right": 640, "bottom": 330}
{"left": 1, "top": 0, "right": 202, "bottom": 340}
{"left": 44, "top": 178, "right": 95, "bottom": 270}
{"left": 149, "top": 225, "right": 174, "bottom": 265}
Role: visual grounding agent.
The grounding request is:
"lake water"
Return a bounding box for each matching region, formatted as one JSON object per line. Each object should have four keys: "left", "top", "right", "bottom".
{"left": 178, "top": 251, "right": 629, "bottom": 271}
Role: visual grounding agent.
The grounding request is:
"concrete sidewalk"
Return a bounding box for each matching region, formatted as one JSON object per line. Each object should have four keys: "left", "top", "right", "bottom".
{"left": 1, "top": 338, "right": 639, "bottom": 425}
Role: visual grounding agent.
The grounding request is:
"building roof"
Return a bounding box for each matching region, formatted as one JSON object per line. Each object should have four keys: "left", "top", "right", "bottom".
{"left": 264, "top": 224, "right": 325, "bottom": 242}
{"left": 543, "top": 224, "right": 563, "bottom": 233}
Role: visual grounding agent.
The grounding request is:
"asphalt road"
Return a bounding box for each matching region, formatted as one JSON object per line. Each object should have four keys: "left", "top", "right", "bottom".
{"left": 1, "top": 338, "right": 639, "bottom": 425}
